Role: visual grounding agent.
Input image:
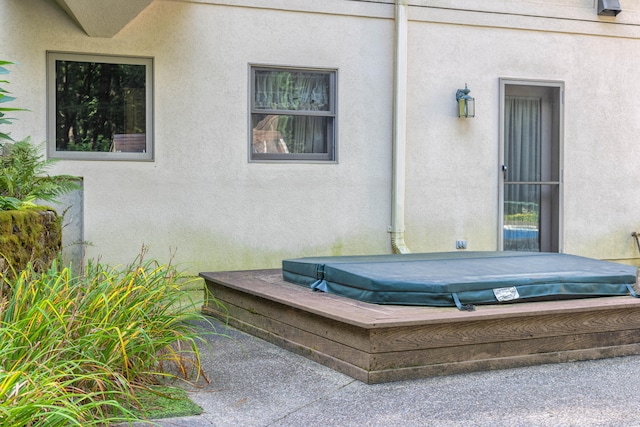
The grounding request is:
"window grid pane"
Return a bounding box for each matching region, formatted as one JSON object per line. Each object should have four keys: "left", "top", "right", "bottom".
{"left": 254, "top": 70, "right": 331, "bottom": 112}
{"left": 252, "top": 114, "right": 328, "bottom": 154}
{"left": 250, "top": 66, "right": 336, "bottom": 161}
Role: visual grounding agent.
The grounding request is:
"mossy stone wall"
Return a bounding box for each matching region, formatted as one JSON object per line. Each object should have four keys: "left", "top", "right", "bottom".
{"left": 0, "top": 209, "right": 61, "bottom": 274}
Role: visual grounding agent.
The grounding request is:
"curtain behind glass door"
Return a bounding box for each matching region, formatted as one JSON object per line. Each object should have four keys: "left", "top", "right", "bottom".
{"left": 504, "top": 96, "right": 542, "bottom": 251}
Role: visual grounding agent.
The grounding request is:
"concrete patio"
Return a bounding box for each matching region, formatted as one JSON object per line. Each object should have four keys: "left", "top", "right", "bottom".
{"left": 148, "top": 318, "right": 640, "bottom": 426}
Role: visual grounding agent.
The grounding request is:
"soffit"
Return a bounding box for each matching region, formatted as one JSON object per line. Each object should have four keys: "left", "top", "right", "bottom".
{"left": 54, "top": 0, "right": 154, "bottom": 38}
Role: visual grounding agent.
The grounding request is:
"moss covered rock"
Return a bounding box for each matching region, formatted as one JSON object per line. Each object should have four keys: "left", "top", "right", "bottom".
{"left": 0, "top": 209, "right": 61, "bottom": 275}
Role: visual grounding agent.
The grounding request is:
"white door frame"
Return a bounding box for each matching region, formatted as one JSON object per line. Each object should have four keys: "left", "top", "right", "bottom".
{"left": 498, "top": 78, "right": 565, "bottom": 252}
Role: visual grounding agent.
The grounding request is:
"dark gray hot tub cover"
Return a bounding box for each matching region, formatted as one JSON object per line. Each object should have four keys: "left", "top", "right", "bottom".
{"left": 282, "top": 252, "right": 638, "bottom": 310}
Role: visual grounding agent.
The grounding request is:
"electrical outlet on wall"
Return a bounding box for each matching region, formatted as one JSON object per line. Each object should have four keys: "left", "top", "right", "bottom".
{"left": 456, "top": 240, "right": 467, "bottom": 250}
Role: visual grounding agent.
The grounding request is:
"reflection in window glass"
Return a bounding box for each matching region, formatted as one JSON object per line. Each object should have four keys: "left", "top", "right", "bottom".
{"left": 47, "top": 53, "right": 153, "bottom": 161}
{"left": 250, "top": 66, "right": 336, "bottom": 161}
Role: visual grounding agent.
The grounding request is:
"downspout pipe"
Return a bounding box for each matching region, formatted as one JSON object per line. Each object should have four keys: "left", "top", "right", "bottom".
{"left": 389, "top": 0, "right": 411, "bottom": 254}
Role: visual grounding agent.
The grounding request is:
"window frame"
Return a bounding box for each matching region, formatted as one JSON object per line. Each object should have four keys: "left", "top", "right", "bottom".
{"left": 249, "top": 64, "right": 337, "bottom": 162}
{"left": 46, "top": 52, "right": 154, "bottom": 161}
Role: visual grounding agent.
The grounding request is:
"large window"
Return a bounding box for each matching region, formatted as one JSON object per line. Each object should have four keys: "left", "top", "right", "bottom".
{"left": 250, "top": 66, "right": 336, "bottom": 161}
{"left": 47, "top": 52, "right": 153, "bottom": 161}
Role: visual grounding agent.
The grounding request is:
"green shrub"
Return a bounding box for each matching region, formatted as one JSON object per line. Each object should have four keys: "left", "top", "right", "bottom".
{"left": 0, "top": 251, "right": 212, "bottom": 426}
{"left": 0, "top": 138, "right": 80, "bottom": 209}
{"left": 0, "top": 60, "right": 27, "bottom": 143}
{"left": 1, "top": 60, "right": 79, "bottom": 210}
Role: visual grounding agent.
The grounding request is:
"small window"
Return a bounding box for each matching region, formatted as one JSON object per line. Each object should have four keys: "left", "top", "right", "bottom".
{"left": 250, "top": 66, "right": 336, "bottom": 161}
{"left": 47, "top": 52, "right": 153, "bottom": 161}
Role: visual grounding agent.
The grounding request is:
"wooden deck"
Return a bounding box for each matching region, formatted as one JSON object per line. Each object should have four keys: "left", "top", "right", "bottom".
{"left": 200, "top": 269, "right": 640, "bottom": 384}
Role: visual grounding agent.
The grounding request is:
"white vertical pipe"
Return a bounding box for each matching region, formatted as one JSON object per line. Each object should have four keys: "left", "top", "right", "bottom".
{"left": 389, "top": 0, "right": 411, "bottom": 254}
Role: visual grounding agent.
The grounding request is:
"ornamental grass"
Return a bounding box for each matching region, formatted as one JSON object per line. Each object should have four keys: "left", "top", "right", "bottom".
{"left": 0, "top": 250, "right": 211, "bottom": 426}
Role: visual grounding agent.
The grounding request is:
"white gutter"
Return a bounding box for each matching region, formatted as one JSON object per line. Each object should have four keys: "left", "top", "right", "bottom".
{"left": 389, "top": 0, "right": 411, "bottom": 254}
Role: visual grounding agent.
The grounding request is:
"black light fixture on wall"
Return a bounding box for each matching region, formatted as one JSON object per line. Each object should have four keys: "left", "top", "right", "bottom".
{"left": 456, "top": 84, "right": 475, "bottom": 118}
{"left": 598, "top": 0, "right": 621, "bottom": 16}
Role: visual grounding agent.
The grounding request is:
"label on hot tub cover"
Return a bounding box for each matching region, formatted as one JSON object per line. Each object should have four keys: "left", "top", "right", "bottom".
{"left": 493, "top": 286, "right": 520, "bottom": 302}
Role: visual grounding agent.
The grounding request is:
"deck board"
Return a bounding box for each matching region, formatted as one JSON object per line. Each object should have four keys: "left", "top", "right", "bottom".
{"left": 201, "top": 269, "right": 640, "bottom": 383}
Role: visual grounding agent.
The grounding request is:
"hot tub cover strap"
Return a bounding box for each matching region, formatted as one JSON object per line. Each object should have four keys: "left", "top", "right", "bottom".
{"left": 452, "top": 293, "right": 475, "bottom": 311}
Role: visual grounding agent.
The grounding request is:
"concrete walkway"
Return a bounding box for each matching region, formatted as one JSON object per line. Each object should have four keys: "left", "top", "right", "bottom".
{"left": 151, "top": 318, "right": 640, "bottom": 426}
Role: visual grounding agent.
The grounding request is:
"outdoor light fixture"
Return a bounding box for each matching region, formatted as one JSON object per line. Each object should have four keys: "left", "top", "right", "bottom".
{"left": 598, "top": 0, "right": 621, "bottom": 16}
{"left": 456, "top": 84, "right": 475, "bottom": 118}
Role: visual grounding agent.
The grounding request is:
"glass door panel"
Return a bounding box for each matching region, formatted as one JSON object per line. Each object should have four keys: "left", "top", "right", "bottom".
{"left": 501, "top": 82, "right": 562, "bottom": 253}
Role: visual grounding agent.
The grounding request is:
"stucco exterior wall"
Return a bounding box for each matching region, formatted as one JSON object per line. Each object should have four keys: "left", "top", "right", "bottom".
{"left": 2, "top": 0, "right": 640, "bottom": 272}
{"left": 401, "top": 2, "right": 640, "bottom": 264}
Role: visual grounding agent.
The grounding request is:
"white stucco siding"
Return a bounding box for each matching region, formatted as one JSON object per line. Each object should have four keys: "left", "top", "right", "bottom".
{"left": 145, "top": 3, "right": 395, "bottom": 270}
{"left": 1, "top": 0, "right": 395, "bottom": 271}
{"left": 2, "top": 0, "right": 640, "bottom": 271}
{"left": 561, "top": 34, "right": 640, "bottom": 261}
{"left": 403, "top": 22, "right": 499, "bottom": 253}
{"left": 402, "top": 14, "right": 640, "bottom": 261}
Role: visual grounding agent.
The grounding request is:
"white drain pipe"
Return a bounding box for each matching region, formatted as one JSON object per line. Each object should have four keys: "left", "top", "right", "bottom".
{"left": 389, "top": 0, "right": 411, "bottom": 254}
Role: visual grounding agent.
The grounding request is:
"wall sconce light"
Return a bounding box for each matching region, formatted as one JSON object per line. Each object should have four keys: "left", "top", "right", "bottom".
{"left": 456, "top": 84, "right": 475, "bottom": 118}
{"left": 598, "top": 0, "right": 621, "bottom": 16}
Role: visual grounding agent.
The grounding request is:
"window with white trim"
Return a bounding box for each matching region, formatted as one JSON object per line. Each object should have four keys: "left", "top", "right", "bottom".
{"left": 250, "top": 66, "right": 336, "bottom": 161}
{"left": 47, "top": 52, "right": 153, "bottom": 161}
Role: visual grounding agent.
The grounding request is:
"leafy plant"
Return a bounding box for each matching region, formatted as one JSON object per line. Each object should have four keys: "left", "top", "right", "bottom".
{"left": 0, "top": 138, "right": 80, "bottom": 209}
{"left": 0, "top": 60, "right": 78, "bottom": 210}
{"left": 0, "top": 249, "right": 213, "bottom": 425}
{"left": 0, "top": 196, "right": 21, "bottom": 211}
{"left": 0, "top": 60, "right": 27, "bottom": 142}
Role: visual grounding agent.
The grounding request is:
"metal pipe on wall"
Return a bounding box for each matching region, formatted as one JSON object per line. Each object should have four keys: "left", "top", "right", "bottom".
{"left": 390, "top": 0, "right": 411, "bottom": 254}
